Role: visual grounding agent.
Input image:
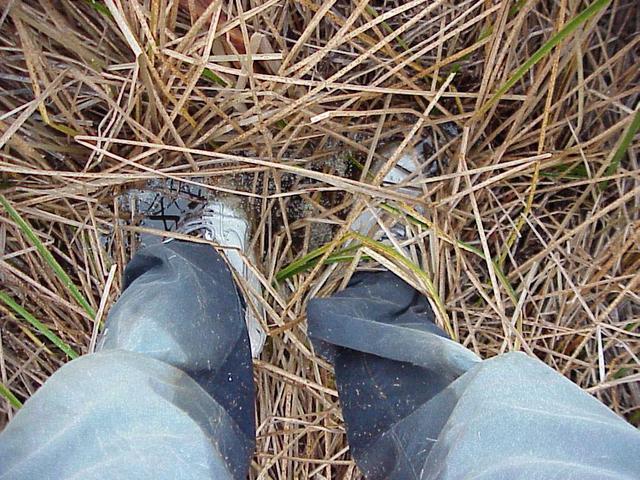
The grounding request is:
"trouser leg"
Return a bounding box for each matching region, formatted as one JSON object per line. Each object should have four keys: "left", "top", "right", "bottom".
{"left": 0, "top": 241, "right": 255, "bottom": 480}
{"left": 307, "top": 271, "right": 640, "bottom": 480}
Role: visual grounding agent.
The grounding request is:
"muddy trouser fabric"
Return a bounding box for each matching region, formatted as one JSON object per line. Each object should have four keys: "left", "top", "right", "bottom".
{"left": 0, "top": 241, "right": 255, "bottom": 480}
{"left": 2, "top": 251, "right": 640, "bottom": 480}
{"left": 307, "top": 272, "right": 640, "bottom": 480}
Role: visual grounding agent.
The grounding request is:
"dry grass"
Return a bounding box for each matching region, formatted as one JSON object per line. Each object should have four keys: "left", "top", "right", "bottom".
{"left": 1, "top": 0, "right": 639, "bottom": 477}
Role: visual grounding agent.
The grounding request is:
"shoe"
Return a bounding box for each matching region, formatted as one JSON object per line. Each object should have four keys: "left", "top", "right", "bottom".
{"left": 121, "top": 181, "right": 267, "bottom": 357}
{"left": 351, "top": 124, "right": 458, "bottom": 240}
{"left": 176, "top": 199, "right": 267, "bottom": 357}
{"left": 350, "top": 138, "right": 431, "bottom": 239}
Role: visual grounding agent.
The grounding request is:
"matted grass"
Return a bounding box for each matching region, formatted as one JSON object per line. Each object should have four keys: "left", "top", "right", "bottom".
{"left": 1, "top": 0, "right": 639, "bottom": 477}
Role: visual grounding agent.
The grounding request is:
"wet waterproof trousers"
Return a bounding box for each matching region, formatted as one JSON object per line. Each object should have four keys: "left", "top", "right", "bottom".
{"left": 1, "top": 241, "right": 638, "bottom": 479}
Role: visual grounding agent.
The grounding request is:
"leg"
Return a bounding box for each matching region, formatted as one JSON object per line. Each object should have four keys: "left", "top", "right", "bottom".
{"left": 0, "top": 241, "right": 255, "bottom": 480}
{"left": 307, "top": 272, "right": 640, "bottom": 480}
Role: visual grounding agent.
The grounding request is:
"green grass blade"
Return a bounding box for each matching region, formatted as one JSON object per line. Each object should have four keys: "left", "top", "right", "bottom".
{"left": 276, "top": 202, "right": 518, "bottom": 308}
{"left": 276, "top": 243, "right": 334, "bottom": 282}
{"left": 541, "top": 163, "right": 591, "bottom": 179}
{"left": 365, "top": 6, "right": 410, "bottom": 51}
{"left": 380, "top": 203, "right": 518, "bottom": 304}
{"left": 85, "top": 0, "right": 112, "bottom": 18}
{"left": 350, "top": 232, "right": 455, "bottom": 339}
{"left": 0, "top": 382, "right": 22, "bottom": 409}
{"left": 509, "top": 0, "right": 528, "bottom": 17}
{"left": 202, "top": 68, "right": 228, "bottom": 87}
{"left": 605, "top": 107, "right": 640, "bottom": 176}
{"left": 478, "top": 0, "right": 611, "bottom": 115}
{"left": 276, "top": 243, "right": 362, "bottom": 282}
{"left": 0, "top": 291, "right": 79, "bottom": 359}
{"left": 0, "top": 195, "right": 96, "bottom": 319}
